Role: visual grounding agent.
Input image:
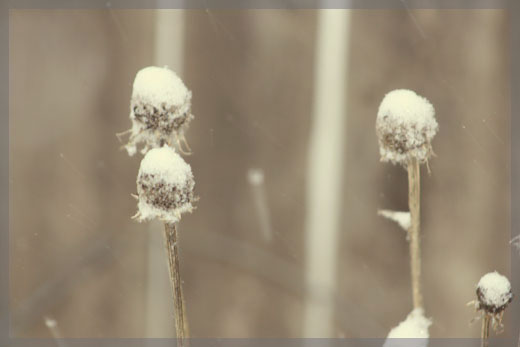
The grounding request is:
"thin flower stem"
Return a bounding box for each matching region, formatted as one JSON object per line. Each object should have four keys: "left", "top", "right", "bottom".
{"left": 164, "top": 223, "right": 189, "bottom": 346}
{"left": 407, "top": 157, "right": 423, "bottom": 309}
{"left": 481, "top": 314, "right": 490, "bottom": 347}
{"left": 181, "top": 289, "right": 190, "bottom": 337}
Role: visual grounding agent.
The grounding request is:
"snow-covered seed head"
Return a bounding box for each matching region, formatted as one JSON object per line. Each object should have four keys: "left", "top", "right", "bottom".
{"left": 124, "top": 66, "right": 194, "bottom": 156}
{"left": 383, "top": 308, "right": 431, "bottom": 347}
{"left": 376, "top": 89, "right": 438, "bottom": 165}
{"left": 476, "top": 271, "right": 513, "bottom": 314}
{"left": 135, "top": 146, "right": 195, "bottom": 223}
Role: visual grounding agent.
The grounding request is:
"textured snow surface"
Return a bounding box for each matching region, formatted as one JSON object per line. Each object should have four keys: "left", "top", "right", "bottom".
{"left": 135, "top": 146, "right": 194, "bottom": 223}
{"left": 378, "top": 209, "right": 411, "bottom": 231}
{"left": 132, "top": 66, "right": 190, "bottom": 108}
{"left": 477, "top": 271, "right": 512, "bottom": 308}
{"left": 376, "top": 89, "right": 438, "bottom": 165}
{"left": 139, "top": 146, "right": 191, "bottom": 183}
{"left": 378, "top": 89, "right": 435, "bottom": 128}
{"left": 383, "top": 308, "right": 431, "bottom": 347}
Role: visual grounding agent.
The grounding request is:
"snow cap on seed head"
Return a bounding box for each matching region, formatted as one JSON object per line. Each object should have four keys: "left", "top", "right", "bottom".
{"left": 134, "top": 146, "right": 195, "bottom": 224}
{"left": 124, "top": 66, "right": 194, "bottom": 156}
{"left": 476, "top": 271, "right": 513, "bottom": 314}
{"left": 383, "top": 308, "right": 431, "bottom": 347}
{"left": 376, "top": 89, "right": 438, "bottom": 165}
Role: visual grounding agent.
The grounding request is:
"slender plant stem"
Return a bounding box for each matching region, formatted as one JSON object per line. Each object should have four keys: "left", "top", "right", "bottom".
{"left": 181, "top": 289, "right": 190, "bottom": 337}
{"left": 164, "top": 223, "right": 189, "bottom": 346}
{"left": 481, "top": 314, "right": 490, "bottom": 347}
{"left": 407, "top": 157, "right": 423, "bottom": 309}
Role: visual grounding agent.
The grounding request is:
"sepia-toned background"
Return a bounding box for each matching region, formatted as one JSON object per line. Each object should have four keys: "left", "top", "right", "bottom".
{"left": 9, "top": 9, "right": 514, "bottom": 338}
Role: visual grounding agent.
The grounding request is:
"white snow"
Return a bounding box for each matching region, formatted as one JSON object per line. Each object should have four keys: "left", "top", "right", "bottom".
{"left": 376, "top": 89, "right": 438, "bottom": 164}
{"left": 132, "top": 66, "right": 190, "bottom": 108}
{"left": 378, "top": 89, "right": 436, "bottom": 129}
{"left": 136, "top": 146, "right": 194, "bottom": 223}
{"left": 477, "top": 271, "right": 512, "bottom": 308}
{"left": 139, "top": 146, "right": 191, "bottom": 183}
{"left": 378, "top": 209, "right": 411, "bottom": 231}
{"left": 383, "top": 308, "right": 431, "bottom": 347}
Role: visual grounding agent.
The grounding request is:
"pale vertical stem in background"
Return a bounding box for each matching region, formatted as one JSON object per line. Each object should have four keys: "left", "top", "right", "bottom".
{"left": 44, "top": 317, "right": 67, "bottom": 347}
{"left": 154, "top": 8, "right": 185, "bottom": 68}
{"left": 303, "top": 9, "right": 350, "bottom": 338}
{"left": 146, "top": 7, "right": 185, "bottom": 339}
{"left": 248, "top": 168, "right": 273, "bottom": 242}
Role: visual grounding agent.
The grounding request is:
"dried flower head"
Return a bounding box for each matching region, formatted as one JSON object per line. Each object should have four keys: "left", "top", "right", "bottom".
{"left": 134, "top": 146, "right": 195, "bottom": 223}
{"left": 383, "top": 308, "right": 431, "bottom": 347}
{"left": 376, "top": 89, "right": 438, "bottom": 165}
{"left": 123, "top": 66, "right": 194, "bottom": 156}
{"left": 476, "top": 271, "right": 513, "bottom": 315}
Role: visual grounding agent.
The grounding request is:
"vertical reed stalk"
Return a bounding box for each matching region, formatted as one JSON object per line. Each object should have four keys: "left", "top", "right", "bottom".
{"left": 164, "top": 222, "right": 189, "bottom": 346}
{"left": 481, "top": 314, "right": 490, "bottom": 347}
{"left": 407, "top": 157, "right": 423, "bottom": 309}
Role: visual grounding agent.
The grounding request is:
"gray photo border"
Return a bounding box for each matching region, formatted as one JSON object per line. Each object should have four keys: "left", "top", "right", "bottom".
{"left": 2, "top": 0, "right": 518, "bottom": 346}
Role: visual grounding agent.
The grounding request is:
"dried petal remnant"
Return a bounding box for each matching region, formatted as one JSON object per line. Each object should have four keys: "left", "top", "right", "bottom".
{"left": 124, "top": 66, "right": 194, "bottom": 156}
{"left": 376, "top": 89, "right": 438, "bottom": 165}
{"left": 135, "top": 146, "right": 195, "bottom": 223}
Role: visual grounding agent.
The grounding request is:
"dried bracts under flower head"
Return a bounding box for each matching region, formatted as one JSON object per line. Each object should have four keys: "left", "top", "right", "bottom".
{"left": 123, "top": 66, "right": 194, "bottom": 156}
{"left": 134, "top": 146, "right": 195, "bottom": 224}
{"left": 376, "top": 89, "right": 438, "bottom": 165}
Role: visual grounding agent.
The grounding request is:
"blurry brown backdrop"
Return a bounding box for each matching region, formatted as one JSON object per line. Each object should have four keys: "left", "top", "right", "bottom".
{"left": 9, "top": 9, "right": 511, "bottom": 338}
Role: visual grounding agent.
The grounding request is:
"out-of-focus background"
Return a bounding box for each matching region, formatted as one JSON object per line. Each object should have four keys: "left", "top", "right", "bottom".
{"left": 9, "top": 9, "right": 513, "bottom": 338}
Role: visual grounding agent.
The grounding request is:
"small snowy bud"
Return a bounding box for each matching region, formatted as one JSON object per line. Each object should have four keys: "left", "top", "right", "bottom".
{"left": 384, "top": 308, "right": 431, "bottom": 347}
{"left": 134, "top": 146, "right": 195, "bottom": 223}
{"left": 476, "top": 271, "right": 513, "bottom": 314}
{"left": 124, "top": 66, "right": 194, "bottom": 156}
{"left": 376, "top": 89, "right": 438, "bottom": 165}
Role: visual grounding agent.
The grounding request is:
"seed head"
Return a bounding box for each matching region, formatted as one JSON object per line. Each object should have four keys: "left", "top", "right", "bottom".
{"left": 384, "top": 308, "right": 431, "bottom": 347}
{"left": 124, "top": 66, "right": 194, "bottom": 156}
{"left": 134, "top": 146, "right": 195, "bottom": 223}
{"left": 476, "top": 271, "right": 513, "bottom": 315}
{"left": 376, "top": 89, "right": 438, "bottom": 165}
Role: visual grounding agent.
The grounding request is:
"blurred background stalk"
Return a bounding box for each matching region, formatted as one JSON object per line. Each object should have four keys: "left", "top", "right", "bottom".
{"left": 303, "top": 8, "right": 350, "bottom": 338}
